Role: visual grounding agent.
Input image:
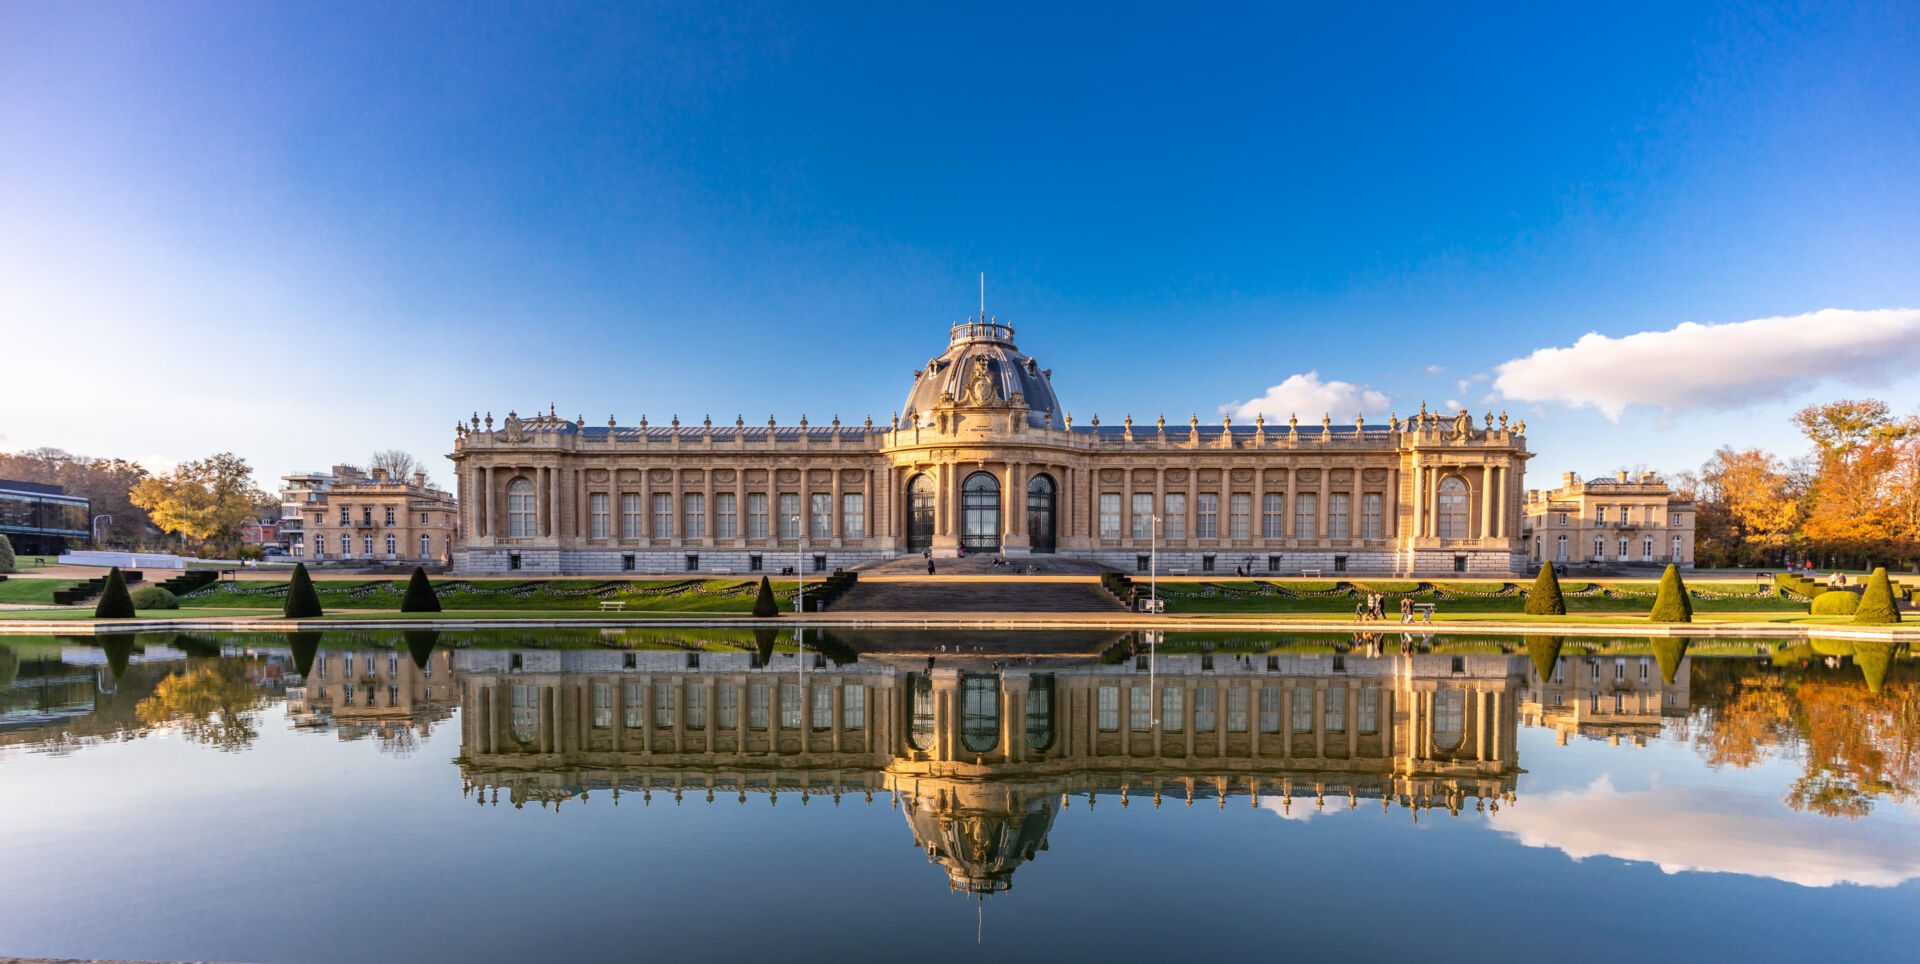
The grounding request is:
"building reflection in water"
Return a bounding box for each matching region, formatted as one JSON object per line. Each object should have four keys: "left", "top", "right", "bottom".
{"left": 454, "top": 637, "right": 1528, "bottom": 894}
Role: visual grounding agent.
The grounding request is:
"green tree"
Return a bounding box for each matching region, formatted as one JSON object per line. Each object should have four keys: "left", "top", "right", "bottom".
{"left": 94, "top": 566, "right": 135, "bottom": 618}
{"left": 283, "top": 563, "right": 324, "bottom": 618}
{"left": 128, "top": 452, "right": 266, "bottom": 555}
{"left": 0, "top": 533, "right": 14, "bottom": 572}
{"left": 1649, "top": 564, "right": 1693, "bottom": 622}
{"left": 400, "top": 567, "right": 441, "bottom": 613}
{"left": 1524, "top": 562, "right": 1565, "bottom": 615}
{"left": 1854, "top": 567, "right": 1903, "bottom": 625}
{"left": 752, "top": 575, "right": 779, "bottom": 617}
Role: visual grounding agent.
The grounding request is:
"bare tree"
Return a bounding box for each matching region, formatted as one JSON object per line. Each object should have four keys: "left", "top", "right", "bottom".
{"left": 370, "top": 450, "right": 427, "bottom": 484}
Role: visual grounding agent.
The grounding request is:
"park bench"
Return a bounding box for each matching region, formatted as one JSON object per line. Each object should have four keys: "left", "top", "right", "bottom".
{"left": 598, "top": 600, "right": 627, "bottom": 612}
{"left": 1167, "top": 567, "right": 1190, "bottom": 576}
{"left": 1300, "top": 568, "right": 1323, "bottom": 578}
{"left": 1411, "top": 602, "right": 1436, "bottom": 623}
{"left": 710, "top": 568, "right": 734, "bottom": 575}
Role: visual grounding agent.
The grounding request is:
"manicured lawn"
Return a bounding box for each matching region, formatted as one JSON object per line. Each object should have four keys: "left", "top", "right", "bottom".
{"left": 0, "top": 577, "right": 77, "bottom": 605}
{"left": 175, "top": 578, "right": 821, "bottom": 613}
{"left": 0, "top": 607, "right": 276, "bottom": 621}
{"left": 1153, "top": 579, "right": 1807, "bottom": 615}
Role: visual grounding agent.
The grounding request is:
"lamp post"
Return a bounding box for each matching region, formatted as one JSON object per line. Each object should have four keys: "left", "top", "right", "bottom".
{"left": 797, "top": 538, "right": 806, "bottom": 614}
{"left": 1149, "top": 514, "right": 1161, "bottom": 615}
{"left": 90, "top": 514, "right": 112, "bottom": 550}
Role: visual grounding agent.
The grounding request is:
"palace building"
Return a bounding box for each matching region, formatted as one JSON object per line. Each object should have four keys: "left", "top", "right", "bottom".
{"left": 449, "top": 316, "right": 1532, "bottom": 575}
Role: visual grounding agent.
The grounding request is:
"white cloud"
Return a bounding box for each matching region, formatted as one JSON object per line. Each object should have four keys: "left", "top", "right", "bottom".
{"left": 1493, "top": 308, "right": 1920, "bottom": 421}
{"left": 1223, "top": 371, "right": 1390, "bottom": 421}
{"left": 1492, "top": 776, "right": 1920, "bottom": 888}
{"left": 1425, "top": 364, "right": 1446, "bottom": 375}
{"left": 1444, "top": 399, "right": 1462, "bottom": 411}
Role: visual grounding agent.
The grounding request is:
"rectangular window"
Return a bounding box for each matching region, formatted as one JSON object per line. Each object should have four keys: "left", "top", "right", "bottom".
{"left": 621, "top": 493, "right": 643, "bottom": 538}
{"left": 653, "top": 681, "right": 675, "bottom": 727}
{"left": 1130, "top": 685, "right": 1152, "bottom": 731}
{"left": 685, "top": 685, "right": 706, "bottom": 728}
{"left": 1358, "top": 688, "right": 1380, "bottom": 735}
{"left": 384, "top": 533, "right": 395, "bottom": 556}
{"left": 1262, "top": 493, "right": 1285, "bottom": 538}
{"left": 1614, "top": 659, "right": 1625, "bottom": 681}
{"left": 590, "top": 493, "right": 609, "bottom": 539}
{"left": 683, "top": 492, "right": 705, "bottom": 539}
{"left": 1131, "top": 493, "right": 1154, "bottom": 540}
{"left": 1196, "top": 494, "right": 1218, "bottom": 539}
{"left": 843, "top": 684, "right": 865, "bottom": 729}
{"left": 717, "top": 683, "right": 739, "bottom": 728}
{"left": 362, "top": 535, "right": 373, "bottom": 556}
{"left": 339, "top": 506, "right": 350, "bottom": 524}
{"left": 592, "top": 683, "right": 612, "bottom": 728}
{"left": 749, "top": 682, "right": 769, "bottom": 729}
{"left": 748, "top": 494, "right": 769, "bottom": 539}
{"left": 685, "top": 554, "right": 700, "bottom": 572}
{"left": 1259, "top": 687, "right": 1281, "bottom": 733}
{"left": 1164, "top": 493, "right": 1186, "bottom": 541}
{"left": 714, "top": 492, "right": 737, "bottom": 539}
{"left": 1228, "top": 494, "right": 1250, "bottom": 540}
{"left": 812, "top": 684, "right": 832, "bottom": 730}
{"left": 842, "top": 493, "right": 864, "bottom": 539}
{"left": 1324, "top": 686, "right": 1346, "bottom": 733}
{"left": 652, "top": 493, "right": 673, "bottom": 538}
{"left": 1293, "top": 685, "right": 1314, "bottom": 733}
{"left": 1195, "top": 687, "right": 1216, "bottom": 733}
{"left": 1295, "top": 493, "right": 1318, "bottom": 540}
{"left": 1328, "top": 492, "right": 1350, "bottom": 539}
{"left": 1227, "top": 686, "right": 1248, "bottom": 732}
{"left": 384, "top": 506, "right": 396, "bottom": 526}
{"left": 1099, "top": 493, "right": 1121, "bottom": 539}
{"left": 624, "top": 683, "right": 644, "bottom": 728}
{"left": 1097, "top": 686, "right": 1119, "bottom": 731}
{"left": 1597, "top": 506, "right": 1607, "bottom": 524}
{"left": 1162, "top": 687, "right": 1184, "bottom": 732}
{"left": 749, "top": 554, "right": 763, "bottom": 572}
{"left": 340, "top": 534, "right": 350, "bottom": 555}
{"left": 1639, "top": 658, "right": 1650, "bottom": 682}
{"left": 780, "top": 682, "right": 801, "bottom": 729}
{"left": 420, "top": 534, "right": 430, "bottom": 558}
{"left": 778, "top": 494, "right": 801, "bottom": 540}
{"left": 420, "top": 512, "right": 429, "bottom": 525}
{"left": 1362, "top": 493, "right": 1383, "bottom": 539}
{"left": 810, "top": 493, "right": 831, "bottom": 540}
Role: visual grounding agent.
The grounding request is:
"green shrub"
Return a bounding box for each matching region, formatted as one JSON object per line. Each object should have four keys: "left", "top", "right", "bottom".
{"left": 1524, "top": 563, "right": 1566, "bottom": 616}
{"left": 283, "top": 563, "right": 324, "bottom": 618}
{"left": 400, "top": 567, "right": 442, "bottom": 613}
{"left": 1854, "top": 567, "right": 1902, "bottom": 625}
{"left": 1811, "top": 590, "right": 1859, "bottom": 616}
{"left": 0, "top": 533, "right": 14, "bottom": 573}
{"left": 1648, "top": 565, "right": 1692, "bottom": 623}
{"left": 752, "top": 576, "right": 779, "bottom": 617}
{"left": 93, "top": 567, "right": 136, "bottom": 618}
{"left": 130, "top": 585, "right": 178, "bottom": 610}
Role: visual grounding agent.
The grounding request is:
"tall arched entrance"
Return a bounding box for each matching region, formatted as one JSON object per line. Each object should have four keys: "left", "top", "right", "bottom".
{"left": 961, "top": 471, "right": 1001, "bottom": 552}
{"left": 1026, "top": 473, "right": 1056, "bottom": 553}
{"left": 906, "top": 474, "right": 935, "bottom": 552}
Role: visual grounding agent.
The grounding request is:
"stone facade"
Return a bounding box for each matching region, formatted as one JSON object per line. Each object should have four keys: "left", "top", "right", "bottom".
{"left": 1521, "top": 470, "right": 1696, "bottom": 569}
{"left": 450, "top": 319, "right": 1532, "bottom": 574}
{"left": 299, "top": 466, "right": 459, "bottom": 566}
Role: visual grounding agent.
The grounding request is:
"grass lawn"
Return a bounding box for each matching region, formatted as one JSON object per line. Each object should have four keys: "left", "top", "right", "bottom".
{"left": 0, "top": 577, "right": 78, "bottom": 605}
{"left": 0, "top": 607, "right": 278, "bottom": 621}
{"left": 1154, "top": 579, "right": 1807, "bottom": 616}
{"left": 176, "top": 578, "right": 818, "bottom": 614}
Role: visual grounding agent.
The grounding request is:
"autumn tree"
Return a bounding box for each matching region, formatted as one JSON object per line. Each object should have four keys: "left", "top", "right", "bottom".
{"left": 128, "top": 453, "right": 267, "bottom": 555}
{"left": 1696, "top": 447, "right": 1802, "bottom": 566}
{"left": 0, "top": 448, "right": 158, "bottom": 547}
{"left": 135, "top": 663, "right": 268, "bottom": 751}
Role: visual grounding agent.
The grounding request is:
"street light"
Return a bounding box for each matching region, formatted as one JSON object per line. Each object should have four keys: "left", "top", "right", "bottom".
{"left": 90, "top": 514, "right": 112, "bottom": 549}
{"left": 1149, "top": 514, "right": 1161, "bottom": 615}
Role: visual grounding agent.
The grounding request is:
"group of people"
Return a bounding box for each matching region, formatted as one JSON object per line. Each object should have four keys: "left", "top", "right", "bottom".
{"left": 1353, "top": 593, "right": 1432, "bottom": 625}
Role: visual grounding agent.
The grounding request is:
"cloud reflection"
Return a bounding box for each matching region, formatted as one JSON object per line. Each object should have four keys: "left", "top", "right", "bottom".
{"left": 1491, "top": 777, "right": 1920, "bottom": 887}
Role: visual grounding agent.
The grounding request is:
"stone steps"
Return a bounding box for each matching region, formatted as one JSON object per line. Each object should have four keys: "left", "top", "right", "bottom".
{"left": 831, "top": 579, "right": 1127, "bottom": 613}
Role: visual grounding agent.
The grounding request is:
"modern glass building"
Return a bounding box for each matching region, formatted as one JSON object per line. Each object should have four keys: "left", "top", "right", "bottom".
{"left": 0, "top": 479, "right": 90, "bottom": 555}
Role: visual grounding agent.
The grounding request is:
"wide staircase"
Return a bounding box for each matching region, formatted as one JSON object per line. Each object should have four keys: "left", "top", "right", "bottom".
{"left": 831, "top": 578, "right": 1127, "bottom": 613}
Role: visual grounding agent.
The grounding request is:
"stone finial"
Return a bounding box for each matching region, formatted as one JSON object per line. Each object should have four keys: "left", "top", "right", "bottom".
{"left": 1516, "top": 419, "right": 1527, "bottom": 434}
{"left": 485, "top": 412, "right": 494, "bottom": 430}
{"left": 671, "top": 414, "right": 680, "bottom": 428}
{"left": 1189, "top": 413, "right": 1199, "bottom": 430}
{"left": 1222, "top": 413, "right": 1231, "bottom": 428}
{"left": 1090, "top": 413, "right": 1100, "bottom": 427}
{"left": 890, "top": 412, "right": 899, "bottom": 430}
{"left": 1419, "top": 400, "right": 1428, "bottom": 416}
{"left": 768, "top": 415, "right": 776, "bottom": 427}
{"left": 703, "top": 414, "right": 712, "bottom": 428}
{"left": 736, "top": 414, "right": 744, "bottom": 428}
{"left": 831, "top": 415, "right": 840, "bottom": 428}
{"left": 608, "top": 414, "right": 616, "bottom": 428}
{"left": 1485, "top": 411, "right": 1494, "bottom": 428}
{"left": 471, "top": 412, "right": 480, "bottom": 430}
{"left": 1355, "top": 412, "right": 1365, "bottom": 431}
{"left": 1390, "top": 412, "right": 1399, "bottom": 431}
{"left": 575, "top": 414, "right": 585, "bottom": 430}
{"left": 1124, "top": 413, "right": 1133, "bottom": 432}
{"left": 1499, "top": 410, "right": 1509, "bottom": 430}
{"left": 549, "top": 403, "right": 556, "bottom": 417}
{"left": 1255, "top": 412, "right": 1265, "bottom": 430}
{"left": 1065, "top": 411, "right": 1073, "bottom": 428}
{"left": 640, "top": 414, "right": 648, "bottom": 429}
{"left": 864, "top": 415, "right": 872, "bottom": 429}
{"left": 1157, "top": 413, "right": 1166, "bottom": 431}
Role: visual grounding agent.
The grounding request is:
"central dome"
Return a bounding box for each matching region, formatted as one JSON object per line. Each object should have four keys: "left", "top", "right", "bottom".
{"left": 901, "top": 319, "right": 1065, "bottom": 429}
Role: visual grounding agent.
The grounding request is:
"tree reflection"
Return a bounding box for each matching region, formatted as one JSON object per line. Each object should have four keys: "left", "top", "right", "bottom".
{"left": 135, "top": 662, "right": 268, "bottom": 751}
{"left": 1689, "top": 648, "right": 1919, "bottom": 818}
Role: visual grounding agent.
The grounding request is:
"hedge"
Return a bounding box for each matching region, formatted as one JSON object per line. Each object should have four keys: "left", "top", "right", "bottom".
{"left": 283, "top": 563, "right": 324, "bottom": 618}
{"left": 130, "top": 585, "right": 178, "bottom": 610}
{"left": 1648, "top": 565, "right": 1692, "bottom": 623}
{"left": 752, "top": 576, "right": 779, "bottom": 617}
{"left": 1524, "top": 563, "right": 1565, "bottom": 616}
{"left": 400, "top": 567, "right": 441, "bottom": 613}
{"left": 93, "top": 567, "right": 136, "bottom": 619}
{"left": 1854, "top": 567, "right": 1902, "bottom": 625}
{"left": 1811, "top": 590, "right": 1859, "bottom": 616}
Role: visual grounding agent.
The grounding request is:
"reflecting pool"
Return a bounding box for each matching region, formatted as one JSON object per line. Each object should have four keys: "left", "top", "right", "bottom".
{"left": 2, "top": 630, "right": 1917, "bottom": 961}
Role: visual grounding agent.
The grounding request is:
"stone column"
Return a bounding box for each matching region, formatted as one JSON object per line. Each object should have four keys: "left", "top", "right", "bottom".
{"left": 1186, "top": 468, "right": 1198, "bottom": 547}
{"left": 639, "top": 469, "right": 652, "bottom": 542}
{"left": 1350, "top": 469, "right": 1363, "bottom": 544}
{"left": 478, "top": 466, "right": 491, "bottom": 538}
{"left": 535, "top": 467, "right": 549, "bottom": 538}
{"left": 1385, "top": 465, "right": 1399, "bottom": 539}
{"left": 830, "top": 468, "right": 843, "bottom": 548}
{"left": 1316, "top": 469, "right": 1329, "bottom": 545}
{"left": 1121, "top": 468, "right": 1134, "bottom": 547}
{"left": 670, "top": 470, "right": 684, "bottom": 543}
{"left": 704, "top": 470, "right": 716, "bottom": 547}
{"left": 1409, "top": 460, "right": 1424, "bottom": 543}
{"left": 1481, "top": 466, "right": 1496, "bottom": 541}
{"left": 734, "top": 471, "right": 747, "bottom": 547}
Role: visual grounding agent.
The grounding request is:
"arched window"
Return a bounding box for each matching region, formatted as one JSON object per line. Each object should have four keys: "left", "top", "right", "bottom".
{"left": 1025, "top": 674, "right": 1056, "bottom": 752}
{"left": 906, "top": 673, "right": 935, "bottom": 751}
{"left": 906, "top": 474, "right": 935, "bottom": 552}
{"left": 506, "top": 478, "right": 536, "bottom": 538}
{"left": 1436, "top": 477, "right": 1470, "bottom": 539}
{"left": 961, "top": 472, "right": 1001, "bottom": 552}
{"left": 1027, "top": 473, "right": 1057, "bottom": 553}
{"left": 1432, "top": 689, "right": 1465, "bottom": 751}
{"left": 961, "top": 674, "right": 1000, "bottom": 753}
{"left": 1556, "top": 534, "right": 1568, "bottom": 561}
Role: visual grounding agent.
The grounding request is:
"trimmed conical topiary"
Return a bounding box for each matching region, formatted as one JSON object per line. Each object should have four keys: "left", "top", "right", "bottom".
{"left": 1523, "top": 634, "right": 1564, "bottom": 683}
{"left": 400, "top": 566, "right": 441, "bottom": 613}
{"left": 752, "top": 627, "right": 778, "bottom": 666}
{"left": 1525, "top": 562, "right": 1566, "bottom": 616}
{"left": 1652, "top": 637, "right": 1689, "bottom": 685}
{"left": 1853, "top": 567, "right": 1902, "bottom": 625}
{"left": 1648, "top": 564, "right": 1693, "bottom": 623}
{"left": 94, "top": 566, "right": 135, "bottom": 618}
{"left": 283, "top": 563, "right": 323, "bottom": 618}
{"left": 404, "top": 629, "right": 440, "bottom": 669}
{"left": 752, "top": 575, "right": 779, "bottom": 618}
{"left": 288, "top": 631, "right": 322, "bottom": 678}
{"left": 1853, "top": 640, "right": 1896, "bottom": 695}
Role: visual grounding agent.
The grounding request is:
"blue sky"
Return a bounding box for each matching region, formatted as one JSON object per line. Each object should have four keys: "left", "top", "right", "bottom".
{"left": 3, "top": 2, "right": 1917, "bottom": 488}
